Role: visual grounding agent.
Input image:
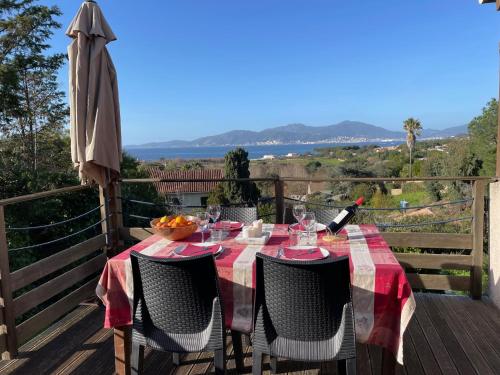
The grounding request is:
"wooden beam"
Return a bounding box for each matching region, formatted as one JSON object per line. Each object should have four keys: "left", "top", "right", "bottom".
{"left": 16, "top": 276, "right": 99, "bottom": 345}
{"left": 381, "top": 232, "right": 473, "bottom": 250}
{"left": 10, "top": 234, "right": 106, "bottom": 292}
{"left": 274, "top": 178, "right": 284, "bottom": 224}
{"left": 406, "top": 274, "right": 470, "bottom": 291}
{"left": 0, "top": 206, "right": 17, "bottom": 359}
{"left": 0, "top": 185, "right": 89, "bottom": 207}
{"left": 471, "top": 180, "right": 486, "bottom": 299}
{"left": 395, "top": 253, "right": 473, "bottom": 270}
{"left": 13, "top": 254, "right": 106, "bottom": 317}
{"left": 122, "top": 176, "right": 493, "bottom": 184}
{"left": 119, "top": 227, "right": 155, "bottom": 242}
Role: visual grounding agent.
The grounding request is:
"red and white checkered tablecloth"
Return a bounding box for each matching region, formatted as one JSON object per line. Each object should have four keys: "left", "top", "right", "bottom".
{"left": 96, "top": 224, "right": 415, "bottom": 364}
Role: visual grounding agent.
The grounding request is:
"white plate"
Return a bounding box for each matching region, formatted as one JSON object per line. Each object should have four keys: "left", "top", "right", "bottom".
{"left": 180, "top": 242, "right": 224, "bottom": 257}
{"left": 283, "top": 245, "right": 329, "bottom": 261}
{"left": 213, "top": 221, "right": 244, "bottom": 231}
{"left": 289, "top": 222, "right": 327, "bottom": 232}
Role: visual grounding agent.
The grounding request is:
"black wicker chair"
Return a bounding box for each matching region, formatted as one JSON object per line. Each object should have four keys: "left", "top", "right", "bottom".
{"left": 252, "top": 253, "right": 356, "bottom": 374}
{"left": 129, "top": 251, "right": 243, "bottom": 374}
{"left": 220, "top": 206, "right": 258, "bottom": 224}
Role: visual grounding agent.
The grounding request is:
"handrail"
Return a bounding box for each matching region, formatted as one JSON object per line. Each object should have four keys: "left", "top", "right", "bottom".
{"left": 7, "top": 204, "right": 104, "bottom": 231}
{"left": 121, "top": 176, "right": 494, "bottom": 184}
{"left": 0, "top": 185, "right": 90, "bottom": 207}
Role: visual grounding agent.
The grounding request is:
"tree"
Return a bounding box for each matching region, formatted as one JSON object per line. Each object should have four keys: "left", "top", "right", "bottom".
{"left": 0, "top": 1, "right": 67, "bottom": 178}
{"left": 469, "top": 98, "right": 497, "bottom": 176}
{"left": 403, "top": 118, "right": 422, "bottom": 178}
{"left": 223, "top": 148, "right": 260, "bottom": 205}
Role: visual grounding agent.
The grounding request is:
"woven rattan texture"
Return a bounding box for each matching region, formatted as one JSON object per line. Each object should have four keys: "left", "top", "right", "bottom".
{"left": 253, "top": 253, "right": 356, "bottom": 361}
{"left": 220, "top": 207, "right": 258, "bottom": 223}
{"left": 130, "top": 252, "right": 225, "bottom": 352}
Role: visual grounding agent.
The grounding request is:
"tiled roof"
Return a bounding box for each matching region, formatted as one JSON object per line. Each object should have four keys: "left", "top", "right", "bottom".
{"left": 146, "top": 168, "right": 224, "bottom": 194}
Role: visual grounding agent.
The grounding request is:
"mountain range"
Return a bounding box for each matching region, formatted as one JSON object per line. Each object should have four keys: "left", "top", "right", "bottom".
{"left": 127, "top": 121, "right": 468, "bottom": 148}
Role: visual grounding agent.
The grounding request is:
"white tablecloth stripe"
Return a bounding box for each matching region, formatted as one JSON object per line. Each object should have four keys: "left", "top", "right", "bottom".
{"left": 345, "top": 225, "right": 375, "bottom": 343}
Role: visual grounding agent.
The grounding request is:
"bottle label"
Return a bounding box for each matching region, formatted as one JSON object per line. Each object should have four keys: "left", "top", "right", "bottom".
{"left": 333, "top": 209, "right": 349, "bottom": 224}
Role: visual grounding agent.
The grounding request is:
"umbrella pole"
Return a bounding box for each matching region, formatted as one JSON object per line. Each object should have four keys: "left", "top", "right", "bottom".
{"left": 103, "top": 168, "right": 112, "bottom": 249}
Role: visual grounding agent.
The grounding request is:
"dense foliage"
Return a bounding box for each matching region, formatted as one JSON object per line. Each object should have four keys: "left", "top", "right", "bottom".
{"left": 222, "top": 147, "right": 260, "bottom": 205}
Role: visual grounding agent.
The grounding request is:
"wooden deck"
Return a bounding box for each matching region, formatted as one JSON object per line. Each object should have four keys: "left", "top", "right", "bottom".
{"left": 1, "top": 293, "right": 500, "bottom": 374}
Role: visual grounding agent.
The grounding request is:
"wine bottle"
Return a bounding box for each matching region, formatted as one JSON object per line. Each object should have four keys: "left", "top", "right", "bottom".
{"left": 328, "top": 197, "right": 364, "bottom": 234}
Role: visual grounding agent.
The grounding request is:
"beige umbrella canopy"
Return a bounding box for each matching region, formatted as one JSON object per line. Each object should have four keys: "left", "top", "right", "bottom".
{"left": 66, "top": 0, "right": 122, "bottom": 187}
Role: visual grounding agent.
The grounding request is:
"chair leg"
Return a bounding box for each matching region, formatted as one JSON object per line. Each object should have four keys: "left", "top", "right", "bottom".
{"left": 338, "top": 358, "right": 356, "bottom": 375}
{"left": 231, "top": 330, "right": 245, "bottom": 373}
{"left": 172, "top": 352, "right": 181, "bottom": 366}
{"left": 131, "top": 342, "right": 144, "bottom": 375}
{"left": 214, "top": 348, "right": 226, "bottom": 375}
{"left": 270, "top": 356, "right": 278, "bottom": 374}
{"left": 346, "top": 358, "right": 356, "bottom": 375}
{"left": 252, "top": 350, "right": 263, "bottom": 375}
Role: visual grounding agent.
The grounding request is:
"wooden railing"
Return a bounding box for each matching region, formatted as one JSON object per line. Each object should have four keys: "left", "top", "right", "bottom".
{"left": 0, "top": 185, "right": 106, "bottom": 360}
{"left": 0, "top": 176, "right": 492, "bottom": 360}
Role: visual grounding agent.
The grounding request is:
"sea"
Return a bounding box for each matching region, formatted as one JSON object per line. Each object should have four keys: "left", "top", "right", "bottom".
{"left": 125, "top": 141, "right": 404, "bottom": 161}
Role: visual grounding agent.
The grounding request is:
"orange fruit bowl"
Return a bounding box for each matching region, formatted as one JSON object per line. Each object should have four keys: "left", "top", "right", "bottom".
{"left": 150, "top": 215, "right": 198, "bottom": 241}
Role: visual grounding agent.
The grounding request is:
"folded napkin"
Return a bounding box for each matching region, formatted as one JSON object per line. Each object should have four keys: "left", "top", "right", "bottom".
{"left": 212, "top": 221, "right": 243, "bottom": 230}
{"left": 283, "top": 247, "right": 323, "bottom": 260}
{"left": 175, "top": 244, "right": 220, "bottom": 257}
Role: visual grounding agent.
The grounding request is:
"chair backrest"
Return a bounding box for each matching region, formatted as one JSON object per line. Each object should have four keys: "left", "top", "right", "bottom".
{"left": 130, "top": 252, "right": 221, "bottom": 335}
{"left": 220, "top": 206, "right": 258, "bottom": 224}
{"left": 283, "top": 206, "right": 339, "bottom": 225}
{"left": 254, "top": 253, "right": 352, "bottom": 342}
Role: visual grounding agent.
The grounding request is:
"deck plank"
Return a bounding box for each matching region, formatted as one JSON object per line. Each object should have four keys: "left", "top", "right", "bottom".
{"left": 0, "top": 294, "right": 499, "bottom": 375}
{"left": 440, "top": 295, "right": 500, "bottom": 373}
{"left": 416, "top": 294, "right": 459, "bottom": 375}
{"left": 401, "top": 320, "right": 424, "bottom": 375}
{"left": 423, "top": 294, "right": 480, "bottom": 375}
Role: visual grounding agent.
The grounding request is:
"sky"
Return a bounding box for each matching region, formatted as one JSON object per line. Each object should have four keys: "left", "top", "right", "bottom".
{"left": 42, "top": 0, "right": 500, "bottom": 145}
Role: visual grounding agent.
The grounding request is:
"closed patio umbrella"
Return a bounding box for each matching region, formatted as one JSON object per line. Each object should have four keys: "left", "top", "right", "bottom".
{"left": 66, "top": 0, "right": 121, "bottom": 187}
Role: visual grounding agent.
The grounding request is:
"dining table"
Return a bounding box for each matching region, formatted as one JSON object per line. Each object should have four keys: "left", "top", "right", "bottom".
{"left": 96, "top": 223, "right": 416, "bottom": 375}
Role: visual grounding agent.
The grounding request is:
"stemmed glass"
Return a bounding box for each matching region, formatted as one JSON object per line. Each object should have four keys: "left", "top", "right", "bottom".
{"left": 301, "top": 212, "right": 316, "bottom": 244}
{"left": 292, "top": 204, "right": 306, "bottom": 226}
{"left": 207, "top": 204, "right": 221, "bottom": 228}
{"left": 196, "top": 212, "right": 210, "bottom": 243}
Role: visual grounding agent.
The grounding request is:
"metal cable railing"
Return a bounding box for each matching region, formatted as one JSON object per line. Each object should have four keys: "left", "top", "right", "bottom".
{"left": 283, "top": 196, "right": 473, "bottom": 211}
{"left": 375, "top": 216, "right": 473, "bottom": 228}
{"left": 8, "top": 217, "right": 108, "bottom": 253}
{"left": 7, "top": 205, "right": 104, "bottom": 231}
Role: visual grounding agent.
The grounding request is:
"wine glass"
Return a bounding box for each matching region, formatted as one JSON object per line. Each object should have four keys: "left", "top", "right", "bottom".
{"left": 292, "top": 204, "right": 306, "bottom": 226}
{"left": 196, "top": 212, "right": 210, "bottom": 243}
{"left": 207, "top": 204, "right": 221, "bottom": 227}
{"left": 301, "top": 212, "right": 316, "bottom": 244}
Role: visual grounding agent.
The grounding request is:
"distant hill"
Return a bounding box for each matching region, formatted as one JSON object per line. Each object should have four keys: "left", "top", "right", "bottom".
{"left": 421, "top": 125, "right": 468, "bottom": 138}
{"left": 127, "top": 121, "right": 468, "bottom": 148}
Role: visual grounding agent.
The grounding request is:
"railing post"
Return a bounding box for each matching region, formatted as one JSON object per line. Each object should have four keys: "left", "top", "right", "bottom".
{"left": 100, "top": 180, "right": 124, "bottom": 257}
{"left": 274, "top": 177, "right": 284, "bottom": 224}
{"left": 0, "top": 205, "right": 17, "bottom": 359}
{"left": 471, "top": 180, "right": 486, "bottom": 299}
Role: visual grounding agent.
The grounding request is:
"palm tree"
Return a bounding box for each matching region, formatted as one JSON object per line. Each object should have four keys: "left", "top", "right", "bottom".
{"left": 403, "top": 118, "right": 422, "bottom": 178}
